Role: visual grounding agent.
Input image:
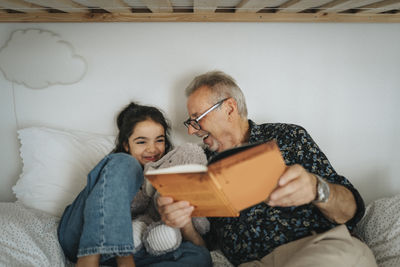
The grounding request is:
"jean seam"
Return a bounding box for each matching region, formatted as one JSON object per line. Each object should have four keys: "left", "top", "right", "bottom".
{"left": 100, "top": 162, "right": 107, "bottom": 247}
{"left": 77, "top": 244, "right": 135, "bottom": 258}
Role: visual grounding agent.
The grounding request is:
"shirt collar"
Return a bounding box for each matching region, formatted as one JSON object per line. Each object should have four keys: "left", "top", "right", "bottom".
{"left": 248, "top": 119, "right": 261, "bottom": 144}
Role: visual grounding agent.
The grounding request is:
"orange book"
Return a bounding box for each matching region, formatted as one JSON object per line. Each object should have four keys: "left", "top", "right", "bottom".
{"left": 145, "top": 140, "right": 287, "bottom": 217}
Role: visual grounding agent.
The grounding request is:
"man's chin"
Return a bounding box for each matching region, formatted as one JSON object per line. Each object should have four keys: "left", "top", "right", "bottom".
{"left": 203, "top": 139, "right": 219, "bottom": 152}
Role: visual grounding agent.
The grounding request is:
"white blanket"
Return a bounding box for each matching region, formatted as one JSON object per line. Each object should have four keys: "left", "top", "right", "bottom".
{"left": 0, "top": 202, "right": 71, "bottom": 267}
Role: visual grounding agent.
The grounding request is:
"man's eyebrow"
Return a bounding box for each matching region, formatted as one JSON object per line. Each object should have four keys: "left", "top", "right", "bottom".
{"left": 190, "top": 112, "right": 198, "bottom": 118}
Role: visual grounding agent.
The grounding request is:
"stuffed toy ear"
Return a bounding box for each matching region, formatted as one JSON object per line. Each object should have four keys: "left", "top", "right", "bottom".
{"left": 143, "top": 178, "right": 156, "bottom": 198}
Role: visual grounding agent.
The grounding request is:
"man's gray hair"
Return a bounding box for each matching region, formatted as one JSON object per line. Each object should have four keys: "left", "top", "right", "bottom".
{"left": 185, "top": 71, "right": 248, "bottom": 118}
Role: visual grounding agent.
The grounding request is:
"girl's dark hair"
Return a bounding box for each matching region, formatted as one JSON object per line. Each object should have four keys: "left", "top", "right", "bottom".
{"left": 113, "top": 102, "right": 172, "bottom": 154}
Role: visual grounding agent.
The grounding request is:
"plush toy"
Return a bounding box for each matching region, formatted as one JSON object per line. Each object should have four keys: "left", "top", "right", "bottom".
{"left": 130, "top": 143, "right": 210, "bottom": 256}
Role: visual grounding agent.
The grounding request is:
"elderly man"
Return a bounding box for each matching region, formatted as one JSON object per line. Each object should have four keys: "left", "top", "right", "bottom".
{"left": 158, "top": 71, "right": 377, "bottom": 267}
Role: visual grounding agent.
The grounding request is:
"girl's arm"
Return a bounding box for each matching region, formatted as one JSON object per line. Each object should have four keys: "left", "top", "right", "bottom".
{"left": 181, "top": 221, "right": 206, "bottom": 247}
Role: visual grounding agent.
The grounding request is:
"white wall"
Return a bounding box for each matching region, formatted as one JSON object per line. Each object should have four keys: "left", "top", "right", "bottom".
{"left": 0, "top": 22, "right": 399, "bottom": 204}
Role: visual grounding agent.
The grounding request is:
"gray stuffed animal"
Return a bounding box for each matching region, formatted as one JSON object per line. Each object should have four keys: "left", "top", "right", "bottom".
{"left": 130, "top": 143, "right": 210, "bottom": 255}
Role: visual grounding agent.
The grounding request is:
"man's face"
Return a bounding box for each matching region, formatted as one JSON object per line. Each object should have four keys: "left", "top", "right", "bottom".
{"left": 186, "top": 87, "right": 232, "bottom": 152}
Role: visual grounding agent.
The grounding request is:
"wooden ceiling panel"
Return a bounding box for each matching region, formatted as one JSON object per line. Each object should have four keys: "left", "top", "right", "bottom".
{"left": 277, "top": 0, "right": 332, "bottom": 13}
{"left": 358, "top": 0, "right": 400, "bottom": 13}
{"left": 0, "top": 0, "right": 48, "bottom": 13}
{"left": 318, "top": 0, "right": 383, "bottom": 13}
{"left": 236, "top": 0, "right": 286, "bottom": 13}
{"left": 125, "top": 0, "right": 173, "bottom": 12}
{"left": 73, "top": 0, "right": 132, "bottom": 13}
{"left": 194, "top": 0, "right": 218, "bottom": 13}
{"left": 23, "top": 0, "right": 87, "bottom": 12}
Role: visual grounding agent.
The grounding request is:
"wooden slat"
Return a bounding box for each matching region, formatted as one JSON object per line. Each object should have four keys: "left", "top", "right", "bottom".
{"left": 0, "top": 10, "right": 399, "bottom": 22}
{"left": 277, "top": 0, "right": 332, "bottom": 13}
{"left": 0, "top": 0, "right": 48, "bottom": 13}
{"left": 23, "top": 0, "right": 87, "bottom": 13}
{"left": 318, "top": 0, "right": 382, "bottom": 13}
{"left": 358, "top": 0, "right": 400, "bottom": 13}
{"left": 124, "top": 0, "right": 173, "bottom": 12}
{"left": 73, "top": 0, "right": 132, "bottom": 13}
{"left": 235, "top": 0, "right": 286, "bottom": 13}
{"left": 194, "top": 0, "right": 218, "bottom": 13}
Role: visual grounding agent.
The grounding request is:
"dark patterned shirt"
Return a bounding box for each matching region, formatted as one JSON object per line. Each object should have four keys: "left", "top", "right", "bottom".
{"left": 204, "top": 120, "right": 365, "bottom": 266}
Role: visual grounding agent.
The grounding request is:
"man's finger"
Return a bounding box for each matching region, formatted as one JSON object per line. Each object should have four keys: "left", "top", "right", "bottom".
{"left": 278, "top": 164, "right": 303, "bottom": 186}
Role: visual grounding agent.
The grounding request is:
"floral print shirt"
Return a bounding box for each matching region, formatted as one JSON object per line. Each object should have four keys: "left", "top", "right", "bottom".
{"left": 204, "top": 120, "right": 365, "bottom": 266}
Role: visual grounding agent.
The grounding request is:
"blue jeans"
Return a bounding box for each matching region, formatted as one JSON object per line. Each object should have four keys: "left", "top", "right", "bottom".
{"left": 58, "top": 153, "right": 211, "bottom": 266}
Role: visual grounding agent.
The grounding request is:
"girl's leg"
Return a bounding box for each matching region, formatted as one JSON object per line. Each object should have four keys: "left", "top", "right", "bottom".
{"left": 116, "top": 255, "right": 136, "bottom": 267}
{"left": 58, "top": 153, "right": 143, "bottom": 263}
{"left": 76, "top": 254, "right": 100, "bottom": 267}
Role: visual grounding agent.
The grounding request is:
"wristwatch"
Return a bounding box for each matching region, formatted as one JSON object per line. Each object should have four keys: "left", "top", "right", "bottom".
{"left": 312, "top": 175, "right": 330, "bottom": 203}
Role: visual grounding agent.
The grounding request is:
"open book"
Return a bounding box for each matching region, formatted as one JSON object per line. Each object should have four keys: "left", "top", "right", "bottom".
{"left": 145, "top": 140, "right": 287, "bottom": 217}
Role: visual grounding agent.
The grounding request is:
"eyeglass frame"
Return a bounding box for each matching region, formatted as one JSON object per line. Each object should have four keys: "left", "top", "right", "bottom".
{"left": 183, "top": 97, "right": 230, "bottom": 130}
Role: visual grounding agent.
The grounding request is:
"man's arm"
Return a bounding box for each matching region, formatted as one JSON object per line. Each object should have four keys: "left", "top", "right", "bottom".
{"left": 157, "top": 196, "right": 206, "bottom": 247}
{"left": 314, "top": 180, "right": 356, "bottom": 224}
{"left": 267, "top": 164, "right": 357, "bottom": 224}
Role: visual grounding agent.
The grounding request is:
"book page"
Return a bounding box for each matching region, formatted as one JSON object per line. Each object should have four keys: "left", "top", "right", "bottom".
{"left": 145, "top": 164, "right": 207, "bottom": 175}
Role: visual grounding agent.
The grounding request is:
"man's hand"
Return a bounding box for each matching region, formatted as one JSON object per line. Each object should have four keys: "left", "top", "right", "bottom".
{"left": 266, "top": 164, "right": 357, "bottom": 224}
{"left": 157, "top": 196, "right": 194, "bottom": 228}
{"left": 267, "top": 164, "right": 317, "bottom": 207}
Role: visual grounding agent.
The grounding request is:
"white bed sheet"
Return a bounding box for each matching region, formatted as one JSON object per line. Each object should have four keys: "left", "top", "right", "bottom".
{"left": 0, "top": 201, "right": 233, "bottom": 267}
{"left": 0, "top": 201, "right": 72, "bottom": 267}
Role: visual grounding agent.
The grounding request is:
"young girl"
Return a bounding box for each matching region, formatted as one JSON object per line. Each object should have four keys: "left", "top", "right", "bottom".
{"left": 57, "top": 102, "right": 212, "bottom": 267}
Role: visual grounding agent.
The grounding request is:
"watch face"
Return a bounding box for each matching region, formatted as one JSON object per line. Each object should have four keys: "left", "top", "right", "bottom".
{"left": 315, "top": 176, "right": 330, "bottom": 203}
{"left": 318, "top": 183, "right": 326, "bottom": 201}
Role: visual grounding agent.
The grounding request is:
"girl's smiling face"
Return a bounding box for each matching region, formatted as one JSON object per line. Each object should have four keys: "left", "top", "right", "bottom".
{"left": 124, "top": 119, "right": 166, "bottom": 166}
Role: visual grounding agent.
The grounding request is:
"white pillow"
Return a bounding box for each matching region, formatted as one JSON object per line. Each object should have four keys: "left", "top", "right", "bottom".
{"left": 354, "top": 194, "right": 400, "bottom": 267}
{"left": 13, "top": 127, "right": 115, "bottom": 218}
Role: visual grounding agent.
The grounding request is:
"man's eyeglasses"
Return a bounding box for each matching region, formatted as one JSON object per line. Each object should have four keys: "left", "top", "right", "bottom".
{"left": 183, "top": 98, "right": 229, "bottom": 130}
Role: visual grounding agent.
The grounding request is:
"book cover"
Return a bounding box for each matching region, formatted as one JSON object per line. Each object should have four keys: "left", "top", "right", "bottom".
{"left": 145, "top": 140, "right": 287, "bottom": 217}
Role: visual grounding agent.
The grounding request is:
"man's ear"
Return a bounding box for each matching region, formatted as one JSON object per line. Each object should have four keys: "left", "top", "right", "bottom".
{"left": 225, "top": 97, "right": 238, "bottom": 116}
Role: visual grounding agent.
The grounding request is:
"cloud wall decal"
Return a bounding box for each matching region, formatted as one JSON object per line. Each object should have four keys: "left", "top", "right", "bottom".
{"left": 0, "top": 29, "right": 87, "bottom": 89}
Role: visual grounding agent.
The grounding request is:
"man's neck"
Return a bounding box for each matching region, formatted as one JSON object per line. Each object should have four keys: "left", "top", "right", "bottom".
{"left": 232, "top": 118, "right": 250, "bottom": 147}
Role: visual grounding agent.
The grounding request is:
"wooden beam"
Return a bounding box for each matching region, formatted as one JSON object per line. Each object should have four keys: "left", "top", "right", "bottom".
{"left": 73, "top": 0, "right": 132, "bottom": 13}
{"left": 358, "top": 0, "right": 400, "bottom": 13}
{"left": 0, "top": 0, "right": 48, "bottom": 13}
{"left": 23, "top": 0, "right": 87, "bottom": 13}
{"left": 124, "top": 0, "right": 173, "bottom": 13}
{"left": 318, "top": 0, "right": 382, "bottom": 13}
{"left": 277, "top": 0, "right": 332, "bottom": 13}
{"left": 194, "top": 0, "right": 218, "bottom": 13}
{"left": 0, "top": 11, "right": 399, "bottom": 22}
{"left": 235, "top": 0, "right": 286, "bottom": 13}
